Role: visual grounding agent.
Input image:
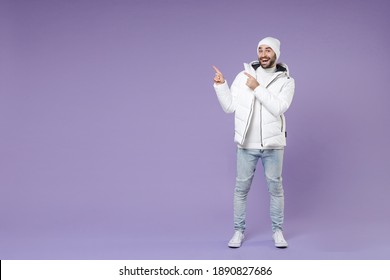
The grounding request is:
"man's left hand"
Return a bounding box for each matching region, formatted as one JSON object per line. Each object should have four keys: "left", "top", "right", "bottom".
{"left": 244, "top": 72, "right": 260, "bottom": 90}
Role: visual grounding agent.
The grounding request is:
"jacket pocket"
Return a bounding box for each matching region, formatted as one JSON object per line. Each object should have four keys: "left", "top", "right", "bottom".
{"left": 280, "top": 115, "right": 284, "bottom": 132}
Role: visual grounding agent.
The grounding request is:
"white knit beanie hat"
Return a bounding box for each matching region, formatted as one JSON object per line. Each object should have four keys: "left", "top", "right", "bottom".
{"left": 257, "top": 37, "right": 281, "bottom": 60}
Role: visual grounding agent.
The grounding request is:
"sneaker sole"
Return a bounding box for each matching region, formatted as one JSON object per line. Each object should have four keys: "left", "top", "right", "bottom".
{"left": 275, "top": 243, "right": 288, "bottom": 248}
{"left": 228, "top": 242, "right": 242, "bottom": 248}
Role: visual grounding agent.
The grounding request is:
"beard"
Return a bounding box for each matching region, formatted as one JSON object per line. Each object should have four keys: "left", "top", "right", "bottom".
{"left": 259, "top": 54, "right": 277, "bottom": 69}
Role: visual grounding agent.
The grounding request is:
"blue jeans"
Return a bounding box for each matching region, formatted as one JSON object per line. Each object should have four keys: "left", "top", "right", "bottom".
{"left": 234, "top": 148, "right": 285, "bottom": 233}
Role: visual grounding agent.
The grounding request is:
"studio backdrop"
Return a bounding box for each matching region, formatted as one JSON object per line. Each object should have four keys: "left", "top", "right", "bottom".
{"left": 1, "top": 0, "right": 389, "bottom": 259}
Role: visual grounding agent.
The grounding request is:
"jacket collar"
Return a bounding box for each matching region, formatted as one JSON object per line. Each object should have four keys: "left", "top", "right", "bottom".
{"left": 250, "top": 61, "right": 288, "bottom": 73}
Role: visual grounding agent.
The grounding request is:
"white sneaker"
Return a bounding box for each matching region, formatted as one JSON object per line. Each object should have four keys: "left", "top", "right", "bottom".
{"left": 272, "top": 230, "right": 288, "bottom": 248}
{"left": 228, "top": 231, "right": 244, "bottom": 248}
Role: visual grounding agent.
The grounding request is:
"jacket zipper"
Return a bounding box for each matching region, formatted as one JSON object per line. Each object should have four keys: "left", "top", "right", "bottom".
{"left": 242, "top": 68, "right": 258, "bottom": 146}
{"left": 241, "top": 97, "right": 255, "bottom": 145}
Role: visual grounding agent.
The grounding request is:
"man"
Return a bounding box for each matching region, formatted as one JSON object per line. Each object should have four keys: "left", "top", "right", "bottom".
{"left": 212, "top": 37, "right": 295, "bottom": 248}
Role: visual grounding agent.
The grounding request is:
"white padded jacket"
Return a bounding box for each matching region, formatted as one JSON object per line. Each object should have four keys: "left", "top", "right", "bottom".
{"left": 214, "top": 61, "right": 295, "bottom": 147}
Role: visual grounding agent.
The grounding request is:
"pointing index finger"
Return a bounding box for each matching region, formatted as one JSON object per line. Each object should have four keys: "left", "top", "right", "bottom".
{"left": 212, "top": 65, "right": 222, "bottom": 74}
{"left": 244, "top": 72, "right": 254, "bottom": 78}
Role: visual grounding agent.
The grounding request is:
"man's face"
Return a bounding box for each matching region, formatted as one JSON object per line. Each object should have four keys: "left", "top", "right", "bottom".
{"left": 258, "top": 45, "right": 277, "bottom": 69}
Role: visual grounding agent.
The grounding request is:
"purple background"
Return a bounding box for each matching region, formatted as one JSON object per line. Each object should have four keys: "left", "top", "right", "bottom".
{"left": 1, "top": 0, "right": 390, "bottom": 259}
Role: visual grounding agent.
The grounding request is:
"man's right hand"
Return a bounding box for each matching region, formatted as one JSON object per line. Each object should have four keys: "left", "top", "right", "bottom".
{"left": 212, "top": 65, "right": 225, "bottom": 85}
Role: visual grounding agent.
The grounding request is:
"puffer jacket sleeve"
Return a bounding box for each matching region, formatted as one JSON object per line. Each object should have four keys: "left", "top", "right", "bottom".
{"left": 213, "top": 73, "right": 243, "bottom": 114}
{"left": 253, "top": 77, "right": 295, "bottom": 117}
